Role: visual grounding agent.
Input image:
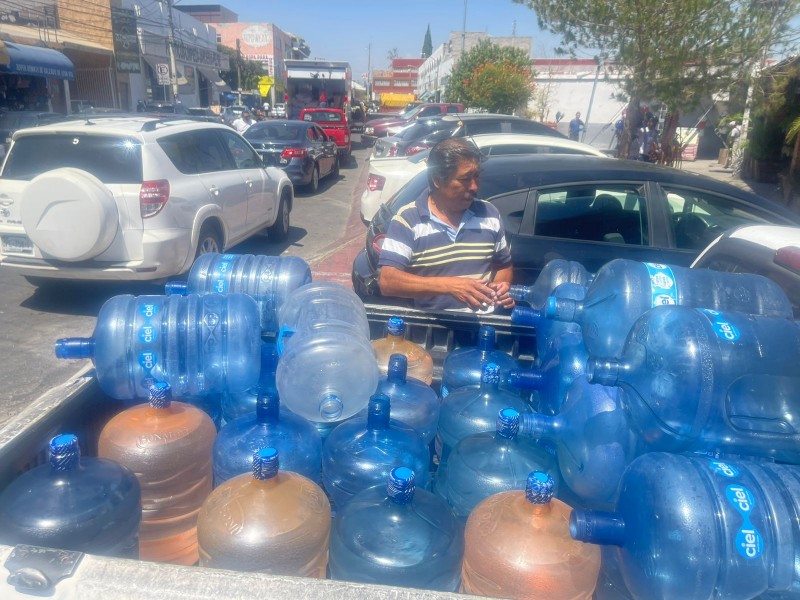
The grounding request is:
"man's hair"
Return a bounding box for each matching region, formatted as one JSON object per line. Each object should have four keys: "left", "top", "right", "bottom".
{"left": 427, "top": 137, "right": 482, "bottom": 188}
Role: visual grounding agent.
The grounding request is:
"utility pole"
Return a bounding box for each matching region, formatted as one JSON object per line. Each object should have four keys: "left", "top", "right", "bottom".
{"left": 165, "top": 0, "right": 178, "bottom": 102}
{"left": 461, "top": 0, "right": 467, "bottom": 54}
{"left": 236, "top": 38, "right": 242, "bottom": 104}
{"left": 367, "top": 43, "right": 372, "bottom": 101}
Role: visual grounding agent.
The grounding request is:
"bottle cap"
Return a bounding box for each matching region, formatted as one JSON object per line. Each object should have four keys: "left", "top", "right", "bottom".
{"left": 545, "top": 296, "right": 558, "bottom": 318}
{"left": 387, "top": 316, "right": 405, "bottom": 336}
{"left": 497, "top": 408, "right": 520, "bottom": 438}
{"left": 149, "top": 382, "right": 171, "bottom": 408}
{"left": 525, "top": 471, "right": 555, "bottom": 504}
{"left": 49, "top": 433, "right": 80, "bottom": 471}
{"left": 481, "top": 362, "right": 500, "bottom": 384}
{"left": 252, "top": 447, "right": 280, "bottom": 480}
{"left": 387, "top": 466, "right": 415, "bottom": 504}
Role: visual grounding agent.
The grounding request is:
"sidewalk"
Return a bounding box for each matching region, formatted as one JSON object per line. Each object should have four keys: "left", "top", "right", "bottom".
{"left": 678, "top": 158, "right": 785, "bottom": 206}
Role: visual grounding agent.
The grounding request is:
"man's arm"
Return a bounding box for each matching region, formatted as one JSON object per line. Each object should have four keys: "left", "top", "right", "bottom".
{"left": 379, "top": 266, "right": 498, "bottom": 310}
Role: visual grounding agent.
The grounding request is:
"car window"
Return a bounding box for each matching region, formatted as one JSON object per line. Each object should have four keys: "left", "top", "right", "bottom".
{"left": 533, "top": 184, "right": 649, "bottom": 245}
{"left": 418, "top": 107, "right": 441, "bottom": 118}
{"left": 245, "top": 123, "right": 301, "bottom": 141}
{"left": 663, "top": 185, "right": 777, "bottom": 250}
{"left": 217, "top": 130, "right": 262, "bottom": 169}
{"left": 1, "top": 133, "right": 143, "bottom": 183}
{"left": 446, "top": 106, "right": 461, "bottom": 113}
{"left": 464, "top": 120, "right": 504, "bottom": 135}
{"left": 489, "top": 190, "right": 529, "bottom": 235}
{"left": 159, "top": 130, "right": 230, "bottom": 174}
{"left": 307, "top": 127, "right": 319, "bottom": 141}
{"left": 314, "top": 126, "right": 329, "bottom": 141}
{"left": 303, "top": 111, "right": 342, "bottom": 123}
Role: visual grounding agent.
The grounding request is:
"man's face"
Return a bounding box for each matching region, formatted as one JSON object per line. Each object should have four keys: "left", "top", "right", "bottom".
{"left": 435, "top": 158, "right": 480, "bottom": 210}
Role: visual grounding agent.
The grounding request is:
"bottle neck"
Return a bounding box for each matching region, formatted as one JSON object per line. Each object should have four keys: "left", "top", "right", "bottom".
{"left": 586, "top": 357, "right": 621, "bottom": 386}
{"left": 508, "top": 369, "right": 543, "bottom": 390}
{"left": 519, "top": 412, "right": 560, "bottom": 439}
{"left": 545, "top": 296, "right": 581, "bottom": 323}
{"left": 54, "top": 338, "right": 95, "bottom": 360}
{"left": 569, "top": 509, "right": 626, "bottom": 547}
{"left": 511, "top": 306, "right": 543, "bottom": 327}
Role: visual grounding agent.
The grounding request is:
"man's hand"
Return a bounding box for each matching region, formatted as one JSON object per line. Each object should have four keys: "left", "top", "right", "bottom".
{"left": 449, "top": 278, "right": 499, "bottom": 310}
{"left": 488, "top": 280, "right": 515, "bottom": 310}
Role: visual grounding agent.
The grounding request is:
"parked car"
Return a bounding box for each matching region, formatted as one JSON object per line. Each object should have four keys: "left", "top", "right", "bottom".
{"left": 0, "top": 111, "right": 63, "bottom": 158}
{"left": 187, "top": 107, "right": 224, "bottom": 124}
{"left": 691, "top": 224, "right": 800, "bottom": 316}
{"left": 371, "top": 113, "right": 568, "bottom": 159}
{"left": 244, "top": 119, "right": 338, "bottom": 193}
{"left": 360, "top": 133, "right": 609, "bottom": 222}
{"left": 142, "top": 102, "right": 191, "bottom": 115}
{"left": 0, "top": 116, "right": 293, "bottom": 284}
{"left": 352, "top": 155, "right": 800, "bottom": 298}
{"left": 221, "top": 105, "right": 248, "bottom": 126}
{"left": 361, "top": 103, "right": 465, "bottom": 146}
{"left": 298, "top": 108, "right": 351, "bottom": 159}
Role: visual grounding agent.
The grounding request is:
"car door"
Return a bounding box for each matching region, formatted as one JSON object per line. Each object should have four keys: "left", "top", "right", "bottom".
{"left": 216, "top": 129, "right": 275, "bottom": 236}
{"left": 310, "top": 125, "right": 336, "bottom": 176}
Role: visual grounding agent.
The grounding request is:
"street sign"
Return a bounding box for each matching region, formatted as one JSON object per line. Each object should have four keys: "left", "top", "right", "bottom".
{"left": 156, "top": 63, "right": 170, "bottom": 85}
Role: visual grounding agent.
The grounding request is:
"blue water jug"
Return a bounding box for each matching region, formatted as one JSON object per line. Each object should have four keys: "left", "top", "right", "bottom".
{"left": 165, "top": 253, "right": 312, "bottom": 334}
{"left": 0, "top": 434, "right": 141, "bottom": 558}
{"left": 570, "top": 452, "right": 800, "bottom": 600}
{"left": 436, "top": 362, "right": 532, "bottom": 463}
{"left": 440, "top": 325, "right": 520, "bottom": 399}
{"left": 322, "top": 393, "right": 431, "bottom": 510}
{"left": 508, "top": 258, "right": 593, "bottom": 307}
{"left": 220, "top": 341, "right": 279, "bottom": 426}
{"left": 587, "top": 305, "right": 800, "bottom": 463}
{"left": 517, "top": 282, "right": 587, "bottom": 365}
{"left": 213, "top": 390, "right": 322, "bottom": 486}
{"left": 435, "top": 408, "right": 560, "bottom": 523}
{"left": 508, "top": 329, "right": 588, "bottom": 415}
{"left": 543, "top": 259, "right": 794, "bottom": 357}
{"left": 54, "top": 293, "right": 261, "bottom": 400}
{"left": 372, "top": 354, "right": 440, "bottom": 445}
{"left": 519, "top": 375, "right": 640, "bottom": 506}
{"left": 329, "top": 466, "right": 464, "bottom": 592}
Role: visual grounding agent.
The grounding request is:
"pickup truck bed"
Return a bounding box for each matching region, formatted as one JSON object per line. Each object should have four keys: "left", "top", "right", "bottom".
{"left": 0, "top": 305, "right": 536, "bottom": 599}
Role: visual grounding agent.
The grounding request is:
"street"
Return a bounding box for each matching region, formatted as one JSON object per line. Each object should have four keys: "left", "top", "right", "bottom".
{"left": 0, "top": 138, "right": 371, "bottom": 425}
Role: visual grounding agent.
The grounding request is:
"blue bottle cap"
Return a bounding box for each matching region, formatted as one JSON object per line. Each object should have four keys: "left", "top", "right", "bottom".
{"left": 481, "top": 362, "right": 500, "bottom": 384}
{"left": 387, "top": 354, "right": 408, "bottom": 381}
{"left": 497, "top": 408, "right": 520, "bottom": 439}
{"left": 387, "top": 466, "right": 415, "bottom": 504}
{"left": 525, "top": 471, "right": 555, "bottom": 504}
{"left": 545, "top": 296, "right": 558, "bottom": 318}
{"left": 49, "top": 433, "right": 80, "bottom": 471}
{"left": 252, "top": 447, "right": 280, "bottom": 480}
{"left": 148, "top": 382, "right": 172, "bottom": 408}
{"left": 387, "top": 316, "right": 405, "bottom": 336}
{"left": 478, "top": 325, "right": 496, "bottom": 351}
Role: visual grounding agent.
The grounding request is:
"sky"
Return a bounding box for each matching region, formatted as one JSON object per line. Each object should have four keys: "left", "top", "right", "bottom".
{"left": 180, "top": 0, "right": 588, "bottom": 81}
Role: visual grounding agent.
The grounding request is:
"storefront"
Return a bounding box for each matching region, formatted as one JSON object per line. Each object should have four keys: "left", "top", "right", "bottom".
{"left": 0, "top": 40, "right": 75, "bottom": 112}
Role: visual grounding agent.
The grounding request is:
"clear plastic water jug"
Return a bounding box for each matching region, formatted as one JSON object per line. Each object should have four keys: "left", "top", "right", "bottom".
{"left": 54, "top": 293, "right": 261, "bottom": 400}
{"left": 372, "top": 316, "right": 433, "bottom": 385}
{"left": 440, "top": 325, "right": 519, "bottom": 398}
{"left": 277, "top": 281, "right": 370, "bottom": 339}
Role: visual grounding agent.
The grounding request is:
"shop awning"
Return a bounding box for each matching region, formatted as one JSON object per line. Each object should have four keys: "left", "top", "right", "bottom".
{"left": 0, "top": 40, "right": 75, "bottom": 80}
{"left": 197, "top": 66, "right": 230, "bottom": 91}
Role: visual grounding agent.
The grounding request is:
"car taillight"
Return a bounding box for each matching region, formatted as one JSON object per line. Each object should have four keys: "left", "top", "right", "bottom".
{"left": 140, "top": 180, "right": 170, "bottom": 218}
{"left": 774, "top": 247, "right": 800, "bottom": 273}
{"left": 367, "top": 174, "right": 386, "bottom": 192}
{"left": 387, "top": 146, "right": 398, "bottom": 157}
{"left": 281, "top": 148, "right": 307, "bottom": 159}
{"left": 372, "top": 233, "right": 386, "bottom": 254}
{"left": 404, "top": 143, "right": 430, "bottom": 157}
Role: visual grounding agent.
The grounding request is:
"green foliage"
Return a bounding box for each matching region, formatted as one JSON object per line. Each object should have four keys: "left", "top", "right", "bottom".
{"left": 218, "top": 44, "right": 264, "bottom": 91}
{"left": 445, "top": 40, "right": 534, "bottom": 113}
{"left": 422, "top": 25, "right": 433, "bottom": 59}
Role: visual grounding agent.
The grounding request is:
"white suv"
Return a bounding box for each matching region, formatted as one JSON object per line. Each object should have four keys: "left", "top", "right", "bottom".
{"left": 0, "top": 116, "right": 293, "bottom": 283}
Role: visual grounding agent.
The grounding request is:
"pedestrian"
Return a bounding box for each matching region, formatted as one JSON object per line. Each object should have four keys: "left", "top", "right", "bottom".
{"left": 725, "top": 121, "right": 742, "bottom": 168}
{"left": 262, "top": 101, "right": 271, "bottom": 117}
{"left": 231, "top": 110, "right": 254, "bottom": 133}
{"left": 639, "top": 117, "right": 659, "bottom": 162}
{"left": 377, "top": 138, "right": 515, "bottom": 312}
{"left": 568, "top": 112, "right": 585, "bottom": 141}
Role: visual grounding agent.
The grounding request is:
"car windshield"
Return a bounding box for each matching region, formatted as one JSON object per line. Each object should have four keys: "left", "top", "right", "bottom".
{"left": 1, "top": 133, "right": 143, "bottom": 183}
{"left": 244, "top": 123, "right": 303, "bottom": 142}
{"left": 303, "top": 111, "right": 343, "bottom": 123}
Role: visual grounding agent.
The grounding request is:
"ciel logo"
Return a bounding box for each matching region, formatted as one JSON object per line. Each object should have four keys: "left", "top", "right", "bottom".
{"left": 141, "top": 303, "right": 158, "bottom": 318}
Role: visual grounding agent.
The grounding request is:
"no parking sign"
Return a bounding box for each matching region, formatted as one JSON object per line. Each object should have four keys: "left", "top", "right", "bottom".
{"left": 156, "top": 63, "right": 170, "bottom": 85}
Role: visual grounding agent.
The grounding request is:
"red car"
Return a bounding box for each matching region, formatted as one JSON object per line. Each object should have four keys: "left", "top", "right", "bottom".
{"left": 360, "top": 103, "right": 465, "bottom": 146}
{"left": 299, "top": 108, "right": 351, "bottom": 159}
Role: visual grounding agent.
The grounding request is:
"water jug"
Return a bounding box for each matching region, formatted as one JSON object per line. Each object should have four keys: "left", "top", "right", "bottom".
{"left": 372, "top": 316, "right": 433, "bottom": 385}
{"left": 97, "top": 382, "right": 216, "bottom": 565}
{"left": 519, "top": 375, "right": 640, "bottom": 506}
{"left": 322, "top": 393, "right": 431, "bottom": 511}
{"left": 213, "top": 390, "right": 322, "bottom": 486}
{"left": 275, "top": 282, "right": 377, "bottom": 422}
{"left": 462, "top": 471, "right": 601, "bottom": 600}
{"left": 435, "top": 408, "right": 560, "bottom": 523}
{"left": 329, "top": 466, "right": 464, "bottom": 592}
{"left": 54, "top": 293, "right": 261, "bottom": 401}
{"left": 0, "top": 433, "right": 141, "bottom": 558}
{"left": 508, "top": 258, "right": 593, "bottom": 307}
{"left": 440, "top": 325, "right": 520, "bottom": 398}
{"left": 587, "top": 305, "right": 800, "bottom": 462}
{"left": 508, "top": 329, "right": 588, "bottom": 415}
{"left": 182, "top": 392, "right": 222, "bottom": 430}
{"left": 165, "top": 253, "right": 312, "bottom": 334}
{"left": 373, "top": 353, "right": 439, "bottom": 445}
{"left": 436, "top": 362, "right": 531, "bottom": 463}
{"left": 544, "top": 259, "right": 794, "bottom": 357}
{"left": 569, "top": 452, "right": 800, "bottom": 600}
{"left": 220, "top": 341, "right": 279, "bottom": 426}
{"left": 197, "top": 447, "right": 331, "bottom": 576}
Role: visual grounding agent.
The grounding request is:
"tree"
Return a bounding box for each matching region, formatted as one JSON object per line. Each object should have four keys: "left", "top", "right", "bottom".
{"left": 218, "top": 44, "right": 264, "bottom": 92}
{"left": 422, "top": 25, "right": 433, "bottom": 58}
{"left": 387, "top": 48, "right": 399, "bottom": 66}
{"left": 514, "top": 0, "right": 800, "bottom": 158}
{"left": 445, "top": 40, "right": 535, "bottom": 113}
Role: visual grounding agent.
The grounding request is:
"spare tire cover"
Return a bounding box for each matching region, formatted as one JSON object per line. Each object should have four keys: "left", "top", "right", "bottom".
{"left": 21, "top": 167, "right": 119, "bottom": 261}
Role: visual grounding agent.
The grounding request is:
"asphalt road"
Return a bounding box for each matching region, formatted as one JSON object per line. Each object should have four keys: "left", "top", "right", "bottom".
{"left": 0, "top": 138, "right": 371, "bottom": 425}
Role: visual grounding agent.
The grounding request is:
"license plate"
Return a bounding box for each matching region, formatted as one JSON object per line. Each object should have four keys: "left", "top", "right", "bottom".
{"left": 2, "top": 234, "right": 33, "bottom": 255}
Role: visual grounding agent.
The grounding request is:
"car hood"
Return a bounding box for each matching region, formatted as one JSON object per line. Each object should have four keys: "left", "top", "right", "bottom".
{"left": 365, "top": 117, "right": 406, "bottom": 128}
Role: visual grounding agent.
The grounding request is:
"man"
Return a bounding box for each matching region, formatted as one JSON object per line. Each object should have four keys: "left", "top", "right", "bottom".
{"left": 568, "top": 111, "right": 584, "bottom": 141}
{"left": 231, "top": 110, "right": 254, "bottom": 133}
{"left": 725, "top": 121, "right": 742, "bottom": 168}
{"left": 378, "top": 138, "right": 515, "bottom": 312}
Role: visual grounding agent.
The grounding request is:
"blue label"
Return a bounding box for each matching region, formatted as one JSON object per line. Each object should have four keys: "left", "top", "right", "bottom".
{"left": 708, "top": 459, "right": 739, "bottom": 478}
{"left": 138, "top": 351, "right": 157, "bottom": 371}
{"left": 645, "top": 262, "right": 678, "bottom": 307}
{"left": 215, "top": 259, "right": 233, "bottom": 274}
{"left": 699, "top": 309, "right": 740, "bottom": 341}
{"left": 140, "top": 303, "right": 159, "bottom": 319}
{"left": 726, "top": 484, "right": 764, "bottom": 559}
{"left": 138, "top": 324, "right": 157, "bottom": 344}
{"left": 213, "top": 278, "right": 228, "bottom": 293}
{"left": 440, "top": 384, "right": 450, "bottom": 398}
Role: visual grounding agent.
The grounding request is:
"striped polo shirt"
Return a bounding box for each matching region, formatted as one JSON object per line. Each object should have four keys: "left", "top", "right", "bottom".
{"left": 378, "top": 191, "right": 511, "bottom": 310}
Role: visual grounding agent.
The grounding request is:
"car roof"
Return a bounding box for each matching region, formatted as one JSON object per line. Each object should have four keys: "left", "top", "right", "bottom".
{"left": 466, "top": 133, "right": 607, "bottom": 156}
{"left": 11, "top": 116, "right": 233, "bottom": 138}
{"left": 441, "top": 113, "right": 524, "bottom": 122}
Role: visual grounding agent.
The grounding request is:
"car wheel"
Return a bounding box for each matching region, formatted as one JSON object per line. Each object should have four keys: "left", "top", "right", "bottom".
{"left": 307, "top": 165, "right": 320, "bottom": 193}
{"left": 267, "top": 193, "right": 290, "bottom": 241}
{"left": 332, "top": 157, "right": 340, "bottom": 179}
{"left": 195, "top": 223, "right": 223, "bottom": 260}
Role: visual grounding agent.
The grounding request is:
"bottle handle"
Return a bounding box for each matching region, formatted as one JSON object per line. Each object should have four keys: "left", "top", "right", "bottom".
{"left": 276, "top": 324, "right": 296, "bottom": 355}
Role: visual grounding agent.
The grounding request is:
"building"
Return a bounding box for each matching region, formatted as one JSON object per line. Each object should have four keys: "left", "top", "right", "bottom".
{"left": 173, "top": 3, "right": 237, "bottom": 25}
{"left": 371, "top": 57, "right": 425, "bottom": 103}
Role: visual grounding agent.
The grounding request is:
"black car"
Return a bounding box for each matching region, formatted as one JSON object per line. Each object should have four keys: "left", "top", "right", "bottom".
{"left": 352, "top": 155, "right": 800, "bottom": 298}
{"left": 244, "top": 120, "right": 338, "bottom": 193}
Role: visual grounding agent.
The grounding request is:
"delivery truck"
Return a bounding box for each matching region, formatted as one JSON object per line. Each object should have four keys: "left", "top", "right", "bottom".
{"left": 284, "top": 59, "right": 352, "bottom": 121}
